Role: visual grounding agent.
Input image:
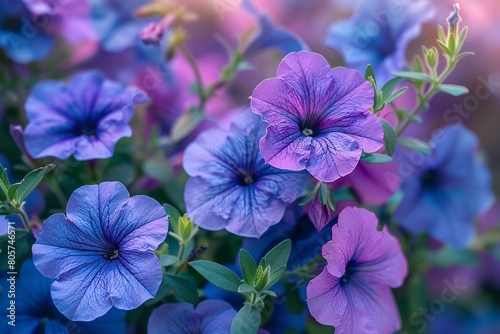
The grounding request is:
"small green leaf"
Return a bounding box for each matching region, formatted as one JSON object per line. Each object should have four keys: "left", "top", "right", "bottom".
{"left": 381, "top": 120, "right": 397, "bottom": 156}
{"left": 14, "top": 164, "right": 55, "bottom": 203}
{"left": 163, "top": 274, "right": 199, "bottom": 304}
{"left": 240, "top": 249, "right": 257, "bottom": 285}
{"left": 7, "top": 183, "right": 21, "bottom": 201}
{"left": 318, "top": 183, "right": 328, "bottom": 206}
{"left": 457, "top": 26, "right": 468, "bottom": 50}
{"left": 298, "top": 190, "right": 316, "bottom": 206}
{"left": 437, "top": 25, "right": 446, "bottom": 43}
{"left": 261, "top": 290, "right": 277, "bottom": 298}
{"left": 189, "top": 260, "right": 241, "bottom": 292}
{"left": 169, "top": 109, "right": 205, "bottom": 144}
{"left": 384, "top": 87, "right": 408, "bottom": 105}
{"left": 437, "top": 40, "right": 452, "bottom": 57}
{"left": 265, "top": 264, "right": 287, "bottom": 289}
{"left": 454, "top": 51, "right": 475, "bottom": 62}
{"left": 230, "top": 305, "right": 261, "bottom": 334}
{"left": 364, "top": 64, "right": 376, "bottom": 86}
{"left": 380, "top": 77, "right": 402, "bottom": 100}
{"left": 160, "top": 255, "right": 179, "bottom": 267}
{"left": 163, "top": 203, "right": 181, "bottom": 234}
{"left": 262, "top": 239, "right": 291, "bottom": 276}
{"left": 398, "top": 137, "right": 431, "bottom": 155}
{"left": 237, "top": 283, "right": 256, "bottom": 294}
{"left": 361, "top": 153, "right": 392, "bottom": 164}
{"left": 0, "top": 167, "right": 9, "bottom": 201}
{"left": 437, "top": 84, "right": 469, "bottom": 97}
{"left": 393, "top": 71, "right": 433, "bottom": 82}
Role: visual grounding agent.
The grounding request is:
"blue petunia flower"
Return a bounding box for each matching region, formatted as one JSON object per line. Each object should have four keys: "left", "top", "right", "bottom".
{"left": 394, "top": 125, "right": 494, "bottom": 248}
{"left": 23, "top": 70, "right": 149, "bottom": 161}
{"left": 326, "top": 0, "right": 435, "bottom": 84}
{"left": 242, "top": 0, "right": 308, "bottom": 57}
{"left": 183, "top": 110, "right": 310, "bottom": 238}
{"left": 0, "top": 0, "right": 54, "bottom": 63}
{"left": 147, "top": 300, "right": 236, "bottom": 334}
{"left": 32, "top": 181, "right": 169, "bottom": 321}
{"left": 89, "top": 0, "right": 153, "bottom": 52}
{"left": 0, "top": 259, "right": 126, "bottom": 333}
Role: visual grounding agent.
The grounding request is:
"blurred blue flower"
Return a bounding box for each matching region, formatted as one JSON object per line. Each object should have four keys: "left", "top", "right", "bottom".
{"left": 23, "top": 70, "right": 149, "bottom": 161}
{"left": 148, "top": 300, "right": 236, "bottom": 334}
{"left": 326, "top": 0, "right": 434, "bottom": 84}
{"left": 32, "top": 182, "right": 169, "bottom": 321}
{"left": 394, "top": 125, "right": 494, "bottom": 248}
{"left": 0, "top": 0, "right": 54, "bottom": 63}
{"left": 89, "top": 0, "right": 153, "bottom": 52}
{"left": 183, "top": 110, "right": 310, "bottom": 238}
{"left": 0, "top": 259, "right": 126, "bottom": 333}
{"left": 242, "top": 0, "right": 308, "bottom": 57}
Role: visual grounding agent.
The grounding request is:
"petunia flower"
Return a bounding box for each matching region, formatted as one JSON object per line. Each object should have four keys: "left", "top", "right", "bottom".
{"left": 0, "top": 259, "right": 126, "bottom": 333}
{"left": 23, "top": 70, "right": 149, "bottom": 161}
{"left": 394, "top": 124, "right": 494, "bottom": 249}
{"left": 32, "top": 181, "right": 169, "bottom": 321}
{"left": 183, "top": 110, "right": 310, "bottom": 238}
{"left": 250, "top": 51, "right": 383, "bottom": 183}
{"left": 0, "top": 0, "right": 55, "bottom": 63}
{"left": 325, "top": 0, "right": 435, "bottom": 84}
{"left": 147, "top": 300, "right": 236, "bottom": 334}
{"left": 306, "top": 207, "right": 408, "bottom": 333}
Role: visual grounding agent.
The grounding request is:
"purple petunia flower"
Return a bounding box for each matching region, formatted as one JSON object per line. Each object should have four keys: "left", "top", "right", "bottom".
{"left": 32, "top": 181, "right": 169, "bottom": 321}
{"left": 147, "top": 300, "right": 236, "bottom": 334}
{"left": 326, "top": 0, "right": 435, "bottom": 84}
{"left": 394, "top": 124, "right": 494, "bottom": 249}
{"left": 250, "top": 51, "right": 383, "bottom": 183}
{"left": 23, "top": 70, "right": 149, "bottom": 161}
{"left": 0, "top": 259, "right": 126, "bottom": 333}
{"left": 183, "top": 110, "right": 310, "bottom": 238}
{"left": 306, "top": 207, "right": 408, "bottom": 333}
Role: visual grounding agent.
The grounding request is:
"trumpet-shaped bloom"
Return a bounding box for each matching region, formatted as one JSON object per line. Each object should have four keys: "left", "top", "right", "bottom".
{"left": 326, "top": 0, "right": 434, "bottom": 84}
{"left": 23, "top": 70, "right": 148, "bottom": 161}
{"left": 148, "top": 300, "right": 236, "bottom": 334}
{"left": 251, "top": 51, "right": 383, "bottom": 182}
{"left": 394, "top": 125, "right": 494, "bottom": 248}
{"left": 0, "top": 259, "right": 126, "bottom": 333}
{"left": 183, "top": 110, "right": 309, "bottom": 238}
{"left": 307, "top": 207, "right": 408, "bottom": 333}
{"left": 32, "top": 182, "right": 169, "bottom": 321}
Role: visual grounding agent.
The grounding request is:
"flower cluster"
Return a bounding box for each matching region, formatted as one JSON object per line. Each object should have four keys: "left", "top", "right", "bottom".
{"left": 0, "top": 1, "right": 497, "bottom": 334}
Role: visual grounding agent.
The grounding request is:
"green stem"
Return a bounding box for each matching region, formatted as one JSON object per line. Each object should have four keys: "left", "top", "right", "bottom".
{"left": 16, "top": 209, "right": 30, "bottom": 230}
{"left": 46, "top": 176, "right": 67, "bottom": 208}
{"left": 282, "top": 253, "right": 324, "bottom": 283}
{"left": 179, "top": 43, "right": 207, "bottom": 109}
{"left": 175, "top": 242, "right": 187, "bottom": 274}
{"left": 396, "top": 59, "right": 456, "bottom": 136}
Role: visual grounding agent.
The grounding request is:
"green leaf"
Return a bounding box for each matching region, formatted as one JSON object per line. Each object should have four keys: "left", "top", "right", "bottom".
{"left": 398, "top": 137, "right": 431, "bottom": 155}
{"left": 318, "top": 183, "right": 328, "bottom": 206}
{"left": 437, "top": 25, "right": 446, "bottom": 43}
{"left": 424, "top": 247, "right": 479, "bottom": 267}
{"left": 455, "top": 51, "right": 475, "bottom": 62}
{"left": 262, "top": 239, "right": 291, "bottom": 276}
{"left": 160, "top": 255, "right": 179, "bottom": 267}
{"left": 265, "top": 264, "right": 287, "bottom": 289}
{"left": 384, "top": 87, "right": 408, "bottom": 105}
{"left": 239, "top": 249, "right": 257, "bottom": 285}
{"left": 163, "top": 204, "right": 181, "bottom": 234}
{"left": 381, "top": 120, "right": 397, "bottom": 156}
{"left": 189, "top": 260, "right": 241, "bottom": 292}
{"left": 437, "top": 84, "right": 469, "bottom": 97}
{"left": 169, "top": 109, "right": 205, "bottom": 145}
{"left": 361, "top": 153, "right": 392, "bottom": 164}
{"left": 437, "top": 40, "right": 452, "bottom": 57}
{"left": 237, "top": 283, "right": 256, "bottom": 294}
{"left": 163, "top": 274, "right": 199, "bottom": 304}
{"left": 298, "top": 189, "right": 316, "bottom": 206}
{"left": 7, "top": 183, "right": 21, "bottom": 201}
{"left": 393, "top": 71, "right": 433, "bottom": 82}
{"left": 457, "top": 26, "right": 468, "bottom": 50}
{"left": 14, "top": 164, "right": 55, "bottom": 203}
{"left": 230, "top": 305, "right": 261, "bottom": 334}
{"left": 380, "top": 77, "right": 402, "bottom": 100}
{"left": 0, "top": 167, "right": 9, "bottom": 201}
{"left": 364, "top": 65, "right": 376, "bottom": 86}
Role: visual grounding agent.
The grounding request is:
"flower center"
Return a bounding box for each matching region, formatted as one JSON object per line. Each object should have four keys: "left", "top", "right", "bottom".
{"left": 421, "top": 169, "right": 440, "bottom": 188}
{"left": 340, "top": 261, "right": 355, "bottom": 285}
{"left": 237, "top": 168, "right": 256, "bottom": 186}
{"left": 103, "top": 249, "right": 119, "bottom": 260}
{"left": 302, "top": 128, "right": 314, "bottom": 137}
